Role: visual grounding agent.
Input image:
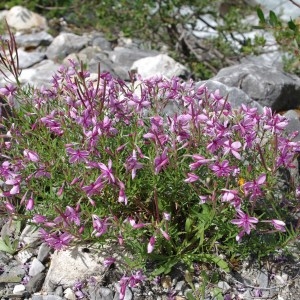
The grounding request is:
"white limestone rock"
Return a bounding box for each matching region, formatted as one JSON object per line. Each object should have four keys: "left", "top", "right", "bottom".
{"left": 6, "top": 6, "right": 47, "bottom": 31}
{"left": 131, "top": 54, "right": 189, "bottom": 79}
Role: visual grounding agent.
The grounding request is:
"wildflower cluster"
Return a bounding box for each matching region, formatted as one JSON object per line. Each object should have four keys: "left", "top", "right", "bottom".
{"left": 0, "top": 55, "right": 300, "bottom": 283}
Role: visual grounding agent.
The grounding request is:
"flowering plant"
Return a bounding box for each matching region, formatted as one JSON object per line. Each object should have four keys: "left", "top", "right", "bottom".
{"left": 0, "top": 30, "right": 300, "bottom": 297}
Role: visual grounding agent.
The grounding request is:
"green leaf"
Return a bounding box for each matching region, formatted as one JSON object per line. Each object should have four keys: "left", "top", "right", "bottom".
{"left": 194, "top": 254, "right": 230, "bottom": 272}
{"left": 212, "top": 287, "right": 223, "bottom": 300}
{"left": 269, "top": 11, "right": 278, "bottom": 26}
{"left": 186, "top": 291, "right": 196, "bottom": 300}
{"left": 185, "top": 217, "right": 193, "bottom": 233}
{"left": 0, "top": 236, "right": 16, "bottom": 255}
{"left": 288, "top": 20, "right": 297, "bottom": 31}
{"left": 151, "top": 258, "right": 178, "bottom": 276}
{"left": 256, "top": 8, "right": 265, "bottom": 24}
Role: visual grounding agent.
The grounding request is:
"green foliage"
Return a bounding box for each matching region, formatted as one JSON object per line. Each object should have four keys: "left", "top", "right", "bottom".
{"left": 1, "top": 0, "right": 259, "bottom": 79}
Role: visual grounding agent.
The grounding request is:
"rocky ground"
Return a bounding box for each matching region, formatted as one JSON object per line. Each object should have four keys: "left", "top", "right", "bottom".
{"left": 0, "top": 4, "right": 300, "bottom": 300}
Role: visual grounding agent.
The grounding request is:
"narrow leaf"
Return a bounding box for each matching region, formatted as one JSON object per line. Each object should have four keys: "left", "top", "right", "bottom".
{"left": 269, "top": 11, "right": 278, "bottom": 26}
{"left": 257, "top": 8, "right": 265, "bottom": 23}
{"left": 288, "top": 20, "right": 297, "bottom": 31}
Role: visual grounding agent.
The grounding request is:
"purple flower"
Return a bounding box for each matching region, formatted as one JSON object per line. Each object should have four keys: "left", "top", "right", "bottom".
{"left": 147, "top": 236, "right": 156, "bottom": 253}
{"left": 189, "top": 154, "right": 215, "bottom": 170}
{"left": 23, "top": 149, "right": 40, "bottom": 162}
{"left": 223, "top": 139, "right": 242, "bottom": 160}
{"left": 221, "top": 189, "right": 241, "bottom": 208}
{"left": 243, "top": 174, "right": 266, "bottom": 201}
{"left": 92, "top": 215, "right": 109, "bottom": 237}
{"left": 231, "top": 210, "right": 258, "bottom": 241}
{"left": 125, "top": 150, "right": 143, "bottom": 179}
{"left": 103, "top": 257, "right": 116, "bottom": 268}
{"left": 128, "top": 270, "right": 147, "bottom": 287}
{"left": 263, "top": 107, "right": 288, "bottom": 133}
{"left": 154, "top": 149, "right": 169, "bottom": 174}
{"left": 97, "top": 159, "right": 115, "bottom": 183}
{"left": 64, "top": 206, "right": 81, "bottom": 226}
{"left": 270, "top": 219, "right": 286, "bottom": 232}
{"left": 118, "top": 188, "right": 128, "bottom": 205}
{"left": 184, "top": 172, "right": 199, "bottom": 183}
{"left": 32, "top": 214, "right": 47, "bottom": 224}
{"left": 163, "top": 212, "right": 171, "bottom": 221}
{"left": 25, "top": 196, "right": 34, "bottom": 211}
{"left": 209, "top": 160, "right": 233, "bottom": 177}
{"left": 66, "top": 147, "right": 89, "bottom": 164}
{"left": 39, "top": 229, "right": 73, "bottom": 250}
{"left": 82, "top": 176, "right": 105, "bottom": 197}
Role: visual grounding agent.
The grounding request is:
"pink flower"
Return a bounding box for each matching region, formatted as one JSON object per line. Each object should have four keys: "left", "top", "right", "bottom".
{"left": 25, "top": 197, "right": 34, "bottom": 211}
{"left": 125, "top": 150, "right": 143, "bottom": 179}
{"left": 23, "top": 149, "right": 40, "bottom": 162}
{"left": 223, "top": 139, "right": 242, "bottom": 160}
{"left": 163, "top": 212, "right": 171, "bottom": 221}
{"left": 147, "top": 236, "right": 156, "bottom": 253}
{"left": 231, "top": 210, "right": 258, "bottom": 241}
{"left": 66, "top": 147, "right": 89, "bottom": 164}
{"left": 118, "top": 188, "right": 128, "bottom": 205}
{"left": 154, "top": 149, "right": 169, "bottom": 174}
{"left": 92, "top": 215, "right": 109, "bottom": 237}
{"left": 184, "top": 173, "right": 199, "bottom": 183}
{"left": 243, "top": 174, "right": 266, "bottom": 201}
{"left": 271, "top": 219, "right": 286, "bottom": 232}
{"left": 103, "top": 257, "right": 116, "bottom": 268}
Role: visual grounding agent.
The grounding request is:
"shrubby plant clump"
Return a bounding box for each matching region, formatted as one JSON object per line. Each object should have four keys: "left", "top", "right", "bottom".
{"left": 0, "top": 30, "right": 300, "bottom": 298}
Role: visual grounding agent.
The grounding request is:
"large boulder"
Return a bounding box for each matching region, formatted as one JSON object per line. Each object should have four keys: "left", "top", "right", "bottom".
{"left": 63, "top": 46, "right": 116, "bottom": 76}
{"left": 46, "top": 33, "right": 90, "bottom": 61}
{"left": 212, "top": 63, "right": 300, "bottom": 112}
{"left": 15, "top": 31, "right": 54, "bottom": 49}
{"left": 43, "top": 246, "right": 105, "bottom": 291}
{"left": 131, "top": 54, "right": 190, "bottom": 79}
{"left": 109, "top": 47, "right": 159, "bottom": 79}
{"left": 18, "top": 49, "right": 46, "bottom": 69}
{"left": 6, "top": 6, "right": 47, "bottom": 31}
{"left": 196, "top": 79, "right": 263, "bottom": 112}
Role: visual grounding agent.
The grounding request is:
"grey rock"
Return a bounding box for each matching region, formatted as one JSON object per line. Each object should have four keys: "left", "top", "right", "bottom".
{"left": 46, "top": 32, "right": 90, "bottom": 60}
{"left": 54, "top": 285, "right": 64, "bottom": 297}
{"left": 64, "top": 47, "right": 116, "bottom": 76}
{"left": 15, "top": 31, "right": 54, "bottom": 49}
{"left": 43, "top": 245, "right": 104, "bottom": 292}
{"left": 0, "top": 263, "right": 25, "bottom": 283}
{"left": 283, "top": 110, "right": 300, "bottom": 141}
{"left": 26, "top": 272, "right": 46, "bottom": 293}
{"left": 109, "top": 46, "right": 158, "bottom": 69}
{"left": 1, "top": 219, "right": 20, "bottom": 240}
{"left": 19, "top": 224, "right": 42, "bottom": 247}
{"left": 131, "top": 54, "right": 189, "bottom": 79}
{"left": 241, "top": 51, "right": 283, "bottom": 70}
{"left": 92, "top": 35, "right": 112, "bottom": 51}
{"left": 212, "top": 63, "right": 300, "bottom": 112}
{"left": 174, "top": 280, "right": 185, "bottom": 291}
{"left": 195, "top": 80, "right": 264, "bottom": 112}
{"left": 32, "top": 295, "right": 64, "bottom": 300}
{"left": 18, "top": 49, "right": 46, "bottom": 69}
{"left": 217, "top": 281, "right": 231, "bottom": 292}
{"left": 37, "top": 243, "right": 51, "bottom": 263}
{"left": 18, "top": 59, "right": 61, "bottom": 87}
{"left": 28, "top": 258, "right": 45, "bottom": 277}
{"left": 89, "top": 286, "right": 114, "bottom": 300}
{"left": 16, "top": 248, "right": 34, "bottom": 264}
